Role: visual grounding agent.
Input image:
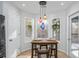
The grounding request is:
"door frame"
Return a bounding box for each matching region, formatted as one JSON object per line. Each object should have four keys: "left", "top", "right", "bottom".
{"left": 68, "top": 11, "right": 79, "bottom": 57}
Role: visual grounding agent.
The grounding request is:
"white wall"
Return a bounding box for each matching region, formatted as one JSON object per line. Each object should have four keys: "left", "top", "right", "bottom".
{"left": 2, "top": 2, "right": 21, "bottom": 57}
{"left": 67, "top": 2, "right": 79, "bottom": 16}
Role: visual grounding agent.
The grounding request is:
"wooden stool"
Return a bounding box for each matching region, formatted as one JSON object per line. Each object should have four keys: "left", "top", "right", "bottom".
{"left": 49, "top": 48, "right": 56, "bottom": 57}
{"left": 49, "top": 44, "right": 57, "bottom": 58}
{"left": 37, "top": 49, "right": 49, "bottom": 58}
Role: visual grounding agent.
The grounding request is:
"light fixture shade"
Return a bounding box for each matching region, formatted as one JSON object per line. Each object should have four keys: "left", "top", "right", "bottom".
{"left": 39, "top": 1, "right": 47, "bottom": 5}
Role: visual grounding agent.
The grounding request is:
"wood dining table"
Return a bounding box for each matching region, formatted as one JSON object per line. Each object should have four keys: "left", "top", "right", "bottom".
{"left": 31, "top": 39, "right": 59, "bottom": 58}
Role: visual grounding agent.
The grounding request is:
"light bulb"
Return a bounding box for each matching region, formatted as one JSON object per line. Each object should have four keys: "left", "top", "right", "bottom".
{"left": 22, "top": 4, "right": 26, "bottom": 7}
{"left": 61, "top": 2, "right": 64, "bottom": 6}
{"left": 44, "top": 15, "right": 47, "bottom": 20}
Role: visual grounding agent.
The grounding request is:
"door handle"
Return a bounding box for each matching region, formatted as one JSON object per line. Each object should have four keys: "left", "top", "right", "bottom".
{"left": 9, "top": 39, "right": 13, "bottom": 42}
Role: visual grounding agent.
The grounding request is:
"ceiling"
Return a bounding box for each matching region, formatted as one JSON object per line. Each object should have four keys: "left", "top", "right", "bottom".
{"left": 9, "top": 1, "right": 76, "bottom": 15}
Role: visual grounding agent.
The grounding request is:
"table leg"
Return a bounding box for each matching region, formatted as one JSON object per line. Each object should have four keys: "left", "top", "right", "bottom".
{"left": 31, "top": 43, "right": 33, "bottom": 58}
{"left": 55, "top": 44, "right": 57, "bottom": 58}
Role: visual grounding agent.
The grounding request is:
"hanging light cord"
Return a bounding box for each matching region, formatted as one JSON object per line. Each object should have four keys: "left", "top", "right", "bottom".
{"left": 40, "top": 5, "right": 41, "bottom": 18}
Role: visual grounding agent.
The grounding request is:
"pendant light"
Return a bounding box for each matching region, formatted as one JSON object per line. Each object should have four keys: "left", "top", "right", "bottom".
{"left": 39, "top": 1, "right": 47, "bottom": 20}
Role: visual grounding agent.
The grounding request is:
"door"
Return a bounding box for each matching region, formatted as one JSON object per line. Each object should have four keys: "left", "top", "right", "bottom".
{"left": 5, "top": 8, "right": 21, "bottom": 58}
{"left": 68, "top": 12, "right": 79, "bottom": 58}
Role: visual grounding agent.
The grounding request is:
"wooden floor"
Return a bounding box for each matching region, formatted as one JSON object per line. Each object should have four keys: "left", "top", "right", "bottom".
{"left": 17, "top": 50, "right": 69, "bottom": 58}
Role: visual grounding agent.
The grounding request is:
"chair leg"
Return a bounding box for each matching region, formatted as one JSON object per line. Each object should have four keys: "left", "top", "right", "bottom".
{"left": 40, "top": 46, "right": 41, "bottom": 49}
{"left": 49, "top": 50, "right": 51, "bottom": 58}
{"left": 46, "top": 45, "right": 48, "bottom": 49}
{"left": 35, "top": 50, "right": 37, "bottom": 56}
{"left": 38, "top": 53, "right": 39, "bottom": 58}
{"left": 47, "top": 53, "right": 49, "bottom": 58}
{"left": 51, "top": 49, "right": 52, "bottom": 56}
{"left": 46, "top": 54, "right": 48, "bottom": 58}
{"left": 54, "top": 50, "right": 56, "bottom": 58}
{"left": 38, "top": 54, "right": 41, "bottom": 58}
{"left": 54, "top": 50, "right": 57, "bottom": 58}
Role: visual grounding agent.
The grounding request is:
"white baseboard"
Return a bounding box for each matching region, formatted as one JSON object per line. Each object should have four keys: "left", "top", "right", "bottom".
{"left": 58, "top": 49, "right": 68, "bottom": 56}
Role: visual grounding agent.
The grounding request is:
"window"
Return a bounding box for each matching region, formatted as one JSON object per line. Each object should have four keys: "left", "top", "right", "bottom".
{"left": 52, "top": 18, "right": 60, "bottom": 40}
{"left": 25, "top": 18, "right": 32, "bottom": 37}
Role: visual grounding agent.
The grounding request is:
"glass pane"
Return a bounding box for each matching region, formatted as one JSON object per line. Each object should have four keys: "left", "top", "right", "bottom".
{"left": 25, "top": 19, "right": 32, "bottom": 37}
{"left": 52, "top": 18, "right": 60, "bottom": 40}
{"left": 71, "top": 16, "right": 79, "bottom": 44}
{"left": 71, "top": 16, "right": 79, "bottom": 57}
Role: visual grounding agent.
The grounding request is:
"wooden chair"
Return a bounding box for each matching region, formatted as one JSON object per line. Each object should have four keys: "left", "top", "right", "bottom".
{"left": 32, "top": 44, "right": 48, "bottom": 57}
{"left": 36, "top": 44, "right": 49, "bottom": 58}
{"left": 40, "top": 44, "right": 48, "bottom": 49}
{"left": 37, "top": 49, "right": 49, "bottom": 58}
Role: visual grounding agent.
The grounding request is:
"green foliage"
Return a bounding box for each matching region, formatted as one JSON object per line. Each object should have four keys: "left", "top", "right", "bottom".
{"left": 52, "top": 19, "right": 60, "bottom": 32}
{"left": 27, "top": 25, "right": 32, "bottom": 32}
